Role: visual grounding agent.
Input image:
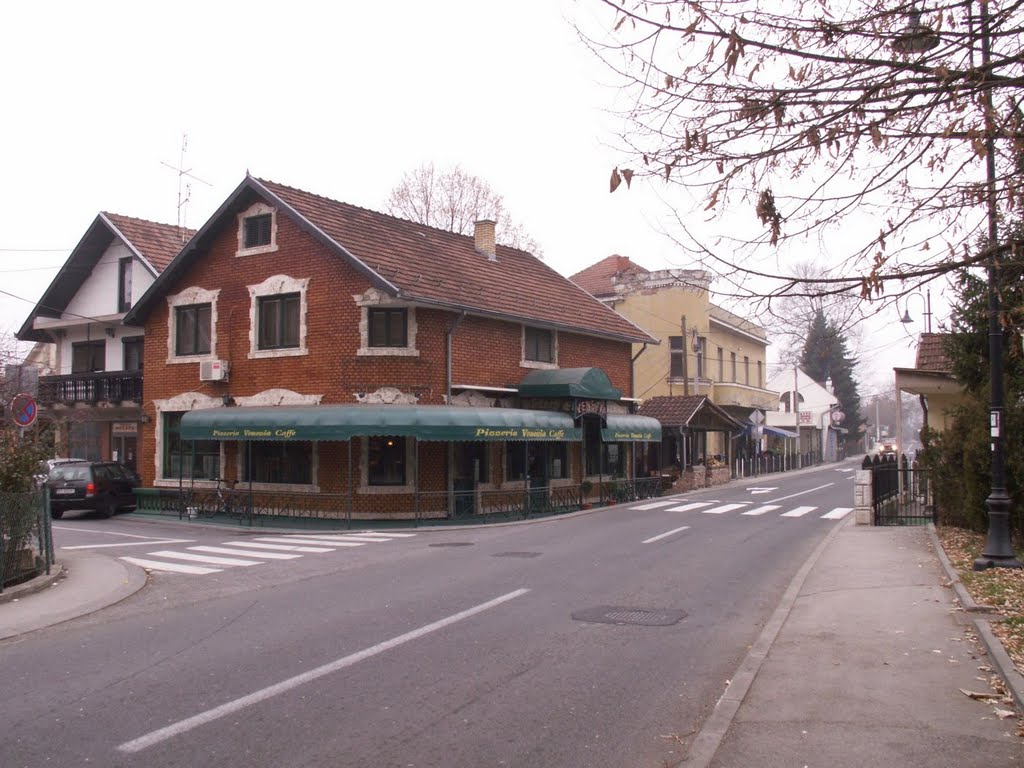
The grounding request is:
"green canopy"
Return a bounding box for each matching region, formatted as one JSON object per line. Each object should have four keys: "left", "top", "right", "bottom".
{"left": 179, "top": 404, "right": 581, "bottom": 442}
{"left": 602, "top": 414, "right": 662, "bottom": 442}
{"left": 516, "top": 367, "right": 622, "bottom": 400}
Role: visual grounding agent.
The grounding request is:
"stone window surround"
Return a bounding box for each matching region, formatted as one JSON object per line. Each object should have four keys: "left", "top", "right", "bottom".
{"left": 354, "top": 288, "right": 419, "bottom": 358}
{"left": 359, "top": 435, "right": 416, "bottom": 494}
{"left": 520, "top": 325, "right": 558, "bottom": 370}
{"left": 166, "top": 286, "right": 220, "bottom": 364}
{"left": 236, "top": 202, "right": 279, "bottom": 257}
{"left": 248, "top": 274, "right": 310, "bottom": 360}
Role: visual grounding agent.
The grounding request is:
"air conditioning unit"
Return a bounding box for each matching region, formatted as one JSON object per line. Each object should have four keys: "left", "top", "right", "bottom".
{"left": 199, "top": 359, "right": 229, "bottom": 382}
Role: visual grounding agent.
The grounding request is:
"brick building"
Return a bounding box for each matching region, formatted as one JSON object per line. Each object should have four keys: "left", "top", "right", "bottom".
{"left": 125, "top": 175, "right": 660, "bottom": 519}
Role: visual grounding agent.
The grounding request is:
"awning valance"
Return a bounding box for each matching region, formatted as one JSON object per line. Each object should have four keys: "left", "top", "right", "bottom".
{"left": 601, "top": 414, "right": 662, "bottom": 442}
{"left": 516, "top": 367, "right": 622, "bottom": 400}
{"left": 179, "top": 405, "right": 581, "bottom": 442}
{"left": 763, "top": 425, "right": 799, "bottom": 438}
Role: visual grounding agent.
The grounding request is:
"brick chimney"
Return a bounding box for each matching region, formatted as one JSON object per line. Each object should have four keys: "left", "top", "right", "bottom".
{"left": 474, "top": 219, "right": 497, "bottom": 261}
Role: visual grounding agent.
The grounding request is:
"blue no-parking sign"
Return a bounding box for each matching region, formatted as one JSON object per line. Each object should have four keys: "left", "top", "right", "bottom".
{"left": 11, "top": 393, "right": 37, "bottom": 428}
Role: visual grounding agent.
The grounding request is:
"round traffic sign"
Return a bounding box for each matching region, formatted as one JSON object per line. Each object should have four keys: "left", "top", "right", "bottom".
{"left": 11, "top": 393, "right": 37, "bottom": 427}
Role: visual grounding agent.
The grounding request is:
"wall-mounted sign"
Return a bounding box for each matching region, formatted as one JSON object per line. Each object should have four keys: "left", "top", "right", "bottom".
{"left": 799, "top": 411, "right": 813, "bottom": 424}
{"left": 574, "top": 399, "right": 608, "bottom": 419}
{"left": 112, "top": 422, "right": 138, "bottom": 436}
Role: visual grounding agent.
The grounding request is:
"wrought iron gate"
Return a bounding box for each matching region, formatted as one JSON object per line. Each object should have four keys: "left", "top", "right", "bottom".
{"left": 868, "top": 454, "right": 935, "bottom": 526}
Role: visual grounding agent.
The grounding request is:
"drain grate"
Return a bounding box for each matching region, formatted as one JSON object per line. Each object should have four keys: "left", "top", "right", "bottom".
{"left": 572, "top": 606, "right": 687, "bottom": 627}
{"left": 492, "top": 551, "right": 541, "bottom": 558}
{"left": 428, "top": 542, "right": 474, "bottom": 547}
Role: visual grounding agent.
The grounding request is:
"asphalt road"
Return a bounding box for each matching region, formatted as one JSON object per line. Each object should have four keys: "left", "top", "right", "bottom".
{"left": 1, "top": 460, "right": 859, "bottom": 768}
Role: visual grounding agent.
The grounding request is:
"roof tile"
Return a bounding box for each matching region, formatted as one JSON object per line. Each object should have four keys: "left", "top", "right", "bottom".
{"left": 102, "top": 213, "right": 193, "bottom": 272}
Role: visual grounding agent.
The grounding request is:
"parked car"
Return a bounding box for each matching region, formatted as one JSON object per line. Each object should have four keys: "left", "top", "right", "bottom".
{"left": 34, "top": 457, "right": 87, "bottom": 487}
{"left": 45, "top": 461, "right": 140, "bottom": 519}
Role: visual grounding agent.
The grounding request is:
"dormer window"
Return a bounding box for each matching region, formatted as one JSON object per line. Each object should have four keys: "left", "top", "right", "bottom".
{"left": 236, "top": 202, "right": 278, "bottom": 256}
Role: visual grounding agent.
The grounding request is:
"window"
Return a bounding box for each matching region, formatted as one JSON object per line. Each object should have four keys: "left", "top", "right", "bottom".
{"left": 368, "top": 436, "right": 406, "bottom": 485}
{"left": 524, "top": 326, "right": 553, "bottom": 363}
{"left": 583, "top": 419, "right": 624, "bottom": 477}
{"left": 244, "top": 214, "right": 272, "bottom": 249}
{"left": 123, "top": 337, "right": 143, "bottom": 371}
{"left": 695, "top": 336, "right": 706, "bottom": 378}
{"left": 69, "top": 422, "right": 101, "bottom": 460}
{"left": 744, "top": 356, "right": 750, "bottom": 385}
{"left": 505, "top": 442, "right": 567, "bottom": 481}
{"left": 717, "top": 347, "right": 724, "bottom": 382}
{"left": 72, "top": 340, "right": 105, "bottom": 373}
{"left": 258, "top": 293, "right": 300, "bottom": 349}
{"left": 243, "top": 441, "right": 313, "bottom": 484}
{"left": 175, "top": 304, "right": 212, "bottom": 356}
{"left": 669, "top": 336, "right": 684, "bottom": 378}
{"left": 730, "top": 352, "right": 737, "bottom": 382}
{"left": 757, "top": 360, "right": 763, "bottom": 388}
{"left": 117, "top": 257, "right": 132, "bottom": 313}
{"left": 162, "top": 412, "right": 220, "bottom": 480}
{"left": 369, "top": 308, "right": 408, "bottom": 348}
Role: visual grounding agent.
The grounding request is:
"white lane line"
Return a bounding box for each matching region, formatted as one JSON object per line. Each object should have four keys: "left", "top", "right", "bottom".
{"left": 642, "top": 525, "right": 691, "bottom": 544}
{"left": 630, "top": 501, "right": 683, "bottom": 511}
{"left": 701, "top": 503, "right": 749, "bottom": 515}
{"left": 666, "top": 502, "right": 717, "bottom": 512}
{"left": 266, "top": 536, "right": 365, "bottom": 547}
{"left": 189, "top": 546, "right": 301, "bottom": 560}
{"left": 767, "top": 483, "right": 834, "bottom": 504}
{"left": 821, "top": 507, "right": 854, "bottom": 520}
{"left": 53, "top": 526, "right": 187, "bottom": 540}
{"left": 62, "top": 539, "right": 193, "bottom": 550}
{"left": 334, "top": 535, "right": 394, "bottom": 543}
{"left": 147, "top": 550, "right": 262, "bottom": 567}
{"left": 254, "top": 538, "right": 337, "bottom": 552}
{"left": 781, "top": 506, "right": 817, "bottom": 518}
{"left": 120, "top": 557, "right": 221, "bottom": 575}
{"left": 748, "top": 487, "right": 778, "bottom": 495}
{"left": 359, "top": 531, "right": 417, "bottom": 538}
{"left": 118, "top": 588, "right": 531, "bottom": 754}
{"left": 742, "top": 505, "right": 781, "bottom": 516}
{"left": 224, "top": 541, "right": 331, "bottom": 553}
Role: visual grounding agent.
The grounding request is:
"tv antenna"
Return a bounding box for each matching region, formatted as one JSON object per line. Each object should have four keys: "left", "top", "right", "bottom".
{"left": 161, "top": 133, "right": 211, "bottom": 240}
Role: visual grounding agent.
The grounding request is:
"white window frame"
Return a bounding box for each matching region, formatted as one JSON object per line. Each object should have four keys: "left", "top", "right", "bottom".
{"left": 166, "top": 286, "right": 220, "bottom": 364}
{"left": 520, "top": 325, "right": 558, "bottom": 370}
{"left": 354, "top": 289, "right": 419, "bottom": 357}
{"left": 248, "top": 275, "right": 309, "bottom": 359}
{"left": 236, "top": 202, "right": 279, "bottom": 257}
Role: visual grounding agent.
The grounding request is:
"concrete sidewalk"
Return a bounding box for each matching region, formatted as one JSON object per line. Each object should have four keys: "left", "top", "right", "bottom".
{"left": 0, "top": 549, "right": 146, "bottom": 640}
{"left": 687, "top": 520, "right": 1024, "bottom": 767}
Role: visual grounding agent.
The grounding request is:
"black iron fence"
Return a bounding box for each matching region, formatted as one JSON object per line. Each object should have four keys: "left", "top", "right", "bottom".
{"left": 38, "top": 371, "right": 143, "bottom": 405}
{"left": 0, "top": 489, "right": 54, "bottom": 593}
{"left": 864, "top": 453, "right": 935, "bottom": 526}
{"left": 134, "top": 476, "right": 665, "bottom": 527}
{"left": 733, "top": 450, "right": 823, "bottom": 479}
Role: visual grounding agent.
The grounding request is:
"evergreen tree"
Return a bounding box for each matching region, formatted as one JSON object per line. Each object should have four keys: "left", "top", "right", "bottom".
{"left": 800, "top": 310, "right": 864, "bottom": 449}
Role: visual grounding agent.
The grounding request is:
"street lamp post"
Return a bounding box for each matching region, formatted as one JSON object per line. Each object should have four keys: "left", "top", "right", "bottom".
{"left": 899, "top": 289, "right": 933, "bottom": 333}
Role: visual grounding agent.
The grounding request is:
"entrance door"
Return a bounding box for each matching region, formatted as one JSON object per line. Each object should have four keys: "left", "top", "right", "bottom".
{"left": 113, "top": 435, "right": 138, "bottom": 472}
{"left": 453, "top": 442, "right": 484, "bottom": 518}
{"left": 527, "top": 444, "right": 549, "bottom": 515}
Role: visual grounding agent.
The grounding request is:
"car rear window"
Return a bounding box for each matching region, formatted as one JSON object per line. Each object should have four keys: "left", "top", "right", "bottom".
{"left": 49, "top": 466, "right": 90, "bottom": 482}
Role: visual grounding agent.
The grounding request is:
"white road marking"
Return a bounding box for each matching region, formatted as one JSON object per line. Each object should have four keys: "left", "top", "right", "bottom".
{"left": 333, "top": 535, "right": 394, "bottom": 543}
{"left": 781, "top": 506, "right": 817, "bottom": 518}
{"left": 146, "top": 550, "right": 262, "bottom": 566}
{"left": 53, "top": 526, "right": 185, "bottom": 540}
{"left": 742, "top": 505, "right": 781, "bottom": 516}
{"left": 265, "top": 535, "right": 365, "bottom": 547}
{"left": 666, "top": 502, "right": 717, "bottom": 512}
{"left": 642, "top": 525, "right": 691, "bottom": 543}
{"left": 821, "top": 507, "right": 854, "bottom": 520}
{"left": 254, "top": 538, "right": 338, "bottom": 551}
{"left": 701, "top": 503, "right": 749, "bottom": 515}
{"left": 225, "top": 540, "right": 333, "bottom": 553}
{"left": 359, "top": 531, "right": 417, "bottom": 538}
{"left": 767, "top": 483, "right": 834, "bottom": 504}
{"left": 61, "top": 539, "right": 193, "bottom": 550}
{"left": 189, "top": 546, "right": 301, "bottom": 560}
{"left": 748, "top": 487, "right": 778, "bottom": 495}
{"left": 120, "top": 557, "right": 221, "bottom": 575}
{"left": 118, "top": 588, "right": 531, "bottom": 754}
{"left": 630, "top": 500, "right": 683, "bottom": 511}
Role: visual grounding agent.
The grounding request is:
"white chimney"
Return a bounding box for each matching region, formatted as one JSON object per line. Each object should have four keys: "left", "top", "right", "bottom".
{"left": 474, "top": 219, "right": 497, "bottom": 261}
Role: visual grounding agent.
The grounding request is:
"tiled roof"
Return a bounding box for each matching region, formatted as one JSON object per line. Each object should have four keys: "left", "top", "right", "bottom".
{"left": 637, "top": 395, "right": 705, "bottom": 426}
{"left": 102, "top": 213, "right": 193, "bottom": 272}
{"left": 569, "top": 255, "right": 649, "bottom": 297}
{"left": 708, "top": 304, "right": 767, "bottom": 341}
{"left": 915, "top": 333, "right": 954, "bottom": 372}
{"left": 256, "top": 179, "right": 655, "bottom": 343}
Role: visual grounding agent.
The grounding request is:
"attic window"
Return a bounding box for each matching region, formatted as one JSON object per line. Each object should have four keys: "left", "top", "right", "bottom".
{"left": 236, "top": 203, "right": 278, "bottom": 256}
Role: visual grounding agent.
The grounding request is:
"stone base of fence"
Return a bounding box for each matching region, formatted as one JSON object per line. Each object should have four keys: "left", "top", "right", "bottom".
{"left": 855, "top": 469, "right": 873, "bottom": 525}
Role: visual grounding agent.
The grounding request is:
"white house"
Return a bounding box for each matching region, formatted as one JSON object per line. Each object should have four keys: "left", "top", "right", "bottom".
{"left": 764, "top": 368, "right": 842, "bottom": 461}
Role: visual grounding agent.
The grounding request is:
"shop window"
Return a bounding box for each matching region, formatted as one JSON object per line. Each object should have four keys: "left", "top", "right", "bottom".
{"left": 68, "top": 422, "right": 101, "bottom": 460}
{"left": 505, "top": 442, "right": 568, "bottom": 481}
{"left": 368, "top": 436, "right": 406, "bottom": 486}
{"left": 175, "top": 304, "right": 212, "bottom": 356}
{"left": 243, "top": 441, "right": 313, "bottom": 484}
{"left": 162, "top": 411, "right": 220, "bottom": 480}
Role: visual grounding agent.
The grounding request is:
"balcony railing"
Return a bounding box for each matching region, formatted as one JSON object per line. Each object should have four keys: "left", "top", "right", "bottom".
{"left": 38, "top": 371, "right": 143, "bottom": 405}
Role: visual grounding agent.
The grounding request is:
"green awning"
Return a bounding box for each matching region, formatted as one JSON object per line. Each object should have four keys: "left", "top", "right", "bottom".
{"left": 517, "top": 367, "right": 622, "bottom": 400}
{"left": 602, "top": 414, "right": 662, "bottom": 442}
{"left": 179, "top": 405, "right": 581, "bottom": 442}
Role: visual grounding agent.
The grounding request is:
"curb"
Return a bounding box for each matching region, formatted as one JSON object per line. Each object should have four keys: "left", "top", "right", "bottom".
{"left": 0, "top": 562, "right": 66, "bottom": 605}
{"left": 926, "top": 523, "right": 1024, "bottom": 714}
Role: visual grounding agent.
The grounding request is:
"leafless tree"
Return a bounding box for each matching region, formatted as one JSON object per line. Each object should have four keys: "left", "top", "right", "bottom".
{"left": 386, "top": 163, "right": 544, "bottom": 256}
{"left": 576, "top": 0, "right": 1024, "bottom": 316}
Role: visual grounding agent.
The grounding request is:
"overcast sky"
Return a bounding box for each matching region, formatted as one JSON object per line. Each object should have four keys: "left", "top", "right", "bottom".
{"left": 0, "top": 0, "right": 934, "bottom": 397}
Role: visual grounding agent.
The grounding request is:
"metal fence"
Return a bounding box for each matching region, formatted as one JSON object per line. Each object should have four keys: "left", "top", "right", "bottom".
{"left": 0, "top": 489, "right": 54, "bottom": 593}
{"left": 733, "top": 450, "right": 823, "bottom": 479}
{"left": 134, "top": 477, "right": 665, "bottom": 528}
{"left": 865, "top": 453, "right": 935, "bottom": 526}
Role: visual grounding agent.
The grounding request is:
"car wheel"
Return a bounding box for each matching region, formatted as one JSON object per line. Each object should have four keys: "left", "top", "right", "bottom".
{"left": 50, "top": 509, "right": 64, "bottom": 520}
{"left": 97, "top": 495, "right": 116, "bottom": 519}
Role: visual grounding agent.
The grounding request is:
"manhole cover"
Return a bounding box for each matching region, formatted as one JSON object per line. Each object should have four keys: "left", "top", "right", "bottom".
{"left": 428, "top": 542, "right": 474, "bottom": 547}
{"left": 572, "top": 606, "right": 687, "bottom": 627}
{"left": 492, "top": 551, "right": 541, "bottom": 558}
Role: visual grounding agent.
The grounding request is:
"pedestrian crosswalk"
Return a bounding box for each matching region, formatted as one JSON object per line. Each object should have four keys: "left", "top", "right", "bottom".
{"left": 120, "top": 531, "right": 416, "bottom": 576}
{"left": 628, "top": 499, "right": 853, "bottom": 520}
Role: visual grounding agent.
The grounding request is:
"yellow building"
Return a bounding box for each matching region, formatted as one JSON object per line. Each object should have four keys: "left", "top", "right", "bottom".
{"left": 894, "top": 333, "right": 964, "bottom": 441}
{"left": 571, "top": 256, "right": 778, "bottom": 464}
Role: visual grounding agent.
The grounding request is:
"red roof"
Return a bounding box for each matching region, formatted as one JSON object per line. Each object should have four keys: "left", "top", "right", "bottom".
{"left": 915, "top": 333, "right": 953, "bottom": 372}
{"left": 102, "top": 213, "right": 194, "bottom": 272}
{"left": 569, "top": 255, "right": 650, "bottom": 297}
{"left": 256, "top": 179, "right": 654, "bottom": 343}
